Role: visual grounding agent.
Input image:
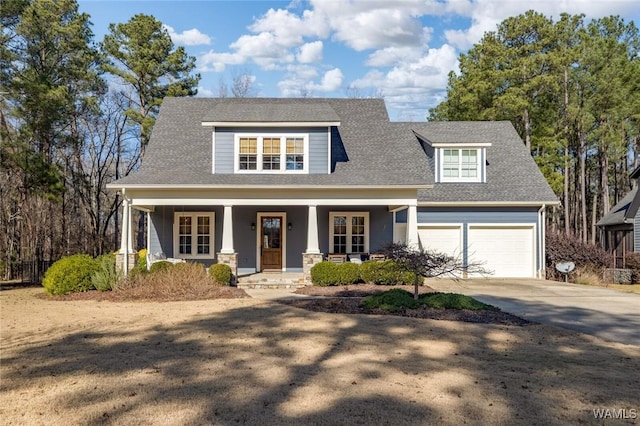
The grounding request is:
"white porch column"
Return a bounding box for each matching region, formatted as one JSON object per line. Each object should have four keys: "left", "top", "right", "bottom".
{"left": 221, "top": 205, "right": 235, "bottom": 254}
{"left": 119, "top": 197, "right": 131, "bottom": 254}
{"left": 306, "top": 205, "right": 320, "bottom": 254}
{"left": 406, "top": 204, "right": 419, "bottom": 249}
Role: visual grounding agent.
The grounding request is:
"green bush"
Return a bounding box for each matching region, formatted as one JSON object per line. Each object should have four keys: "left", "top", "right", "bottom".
{"left": 421, "top": 292, "right": 497, "bottom": 310}
{"left": 361, "top": 260, "right": 416, "bottom": 285}
{"left": 208, "top": 263, "right": 232, "bottom": 285}
{"left": 149, "top": 261, "right": 174, "bottom": 274}
{"left": 362, "top": 288, "right": 420, "bottom": 312}
{"left": 91, "top": 254, "right": 119, "bottom": 291}
{"left": 338, "top": 262, "right": 361, "bottom": 284}
{"left": 310, "top": 261, "right": 340, "bottom": 286}
{"left": 129, "top": 249, "right": 148, "bottom": 278}
{"left": 43, "top": 254, "right": 99, "bottom": 295}
{"left": 362, "top": 289, "right": 498, "bottom": 313}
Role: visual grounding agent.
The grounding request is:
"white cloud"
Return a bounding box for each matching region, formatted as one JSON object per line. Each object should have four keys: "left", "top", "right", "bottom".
{"left": 366, "top": 46, "right": 425, "bottom": 67}
{"left": 310, "top": 68, "right": 343, "bottom": 92}
{"left": 198, "top": 50, "right": 245, "bottom": 72}
{"left": 297, "top": 41, "right": 323, "bottom": 63}
{"left": 278, "top": 67, "right": 343, "bottom": 96}
{"left": 163, "top": 25, "right": 211, "bottom": 46}
{"left": 195, "top": 86, "right": 215, "bottom": 97}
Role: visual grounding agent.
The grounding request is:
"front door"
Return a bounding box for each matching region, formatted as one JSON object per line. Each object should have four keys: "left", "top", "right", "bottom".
{"left": 260, "top": 216, "right": 282, "bottom": 271}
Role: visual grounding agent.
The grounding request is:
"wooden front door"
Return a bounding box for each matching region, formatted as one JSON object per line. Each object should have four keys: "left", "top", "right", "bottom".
{"left": 260, "top": 216, "right": 282, "bottom": 271}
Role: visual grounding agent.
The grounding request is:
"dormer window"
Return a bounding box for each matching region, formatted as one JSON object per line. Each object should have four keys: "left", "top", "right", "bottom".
{"left": 235, "top": 134, "right": 309, "bottom": 173}
{"left": 435, "top": 144, "right": 489, "bottom": 183}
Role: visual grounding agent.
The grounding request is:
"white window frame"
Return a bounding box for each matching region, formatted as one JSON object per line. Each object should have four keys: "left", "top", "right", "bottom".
{"left": 234, "top": 133, "right": 309, "bottom": 174}
{"left": 173, "top": 212, "right": 216, "bottom": 259}
{"left": 437, "top": 147, "right": 483, "bottom": 183}
{"left": 329, "top": 212, "right": 370, "bottom": 254}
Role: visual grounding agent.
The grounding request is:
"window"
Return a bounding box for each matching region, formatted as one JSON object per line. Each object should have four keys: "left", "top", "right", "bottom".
{"left": 174, "top": 212, "right": 215, "bottom": 259}
{"left": 235, "top": 134, "right": 308, "bottom": 173}
{"left": 439, "top": 148, "right": 482, "bottom": 182}
{"left": 329, "top": 212, "right": 369, "bottom": 254}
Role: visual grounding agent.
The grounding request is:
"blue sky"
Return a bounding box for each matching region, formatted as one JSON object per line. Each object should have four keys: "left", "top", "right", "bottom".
{"left": 78, "top": 0, "right": 640, "bottom": 121}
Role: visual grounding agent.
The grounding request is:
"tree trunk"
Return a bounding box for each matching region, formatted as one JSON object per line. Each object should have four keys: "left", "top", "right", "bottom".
{"left": 579, "top": 132, "right": 587, "bottom": 242}
{"left": 523, "top": 107, "right": 531, "bottom": 151}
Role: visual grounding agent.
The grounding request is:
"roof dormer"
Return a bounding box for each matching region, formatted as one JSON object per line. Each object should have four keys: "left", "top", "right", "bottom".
{"left": 433, "top": 143, "right": 490, "bottom": 183}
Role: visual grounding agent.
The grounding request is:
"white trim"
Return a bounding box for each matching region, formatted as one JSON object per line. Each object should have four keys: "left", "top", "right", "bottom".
{"left": 132, "top": 198, "right": 419, "bottom": 207}
{"left": 211, "top": 128, "right": 216, "bottom": 174}
{"left": 419, "top": 201, "right": 560, "bottom": 206}
{"left": 233, "top": 133, "right": 309, "bottom": 174}
{"left": 431, "top": 142, "right": 492, "bottom": 148}
{"left": 417, "top": 223, "right": 464, "bottom": 256}
{"left": 256, "top": 212, "right": 287, "bottom": 271}
{"left": 173, "top": 212, "right": 216, "bottom": 260}
{"left": 467, "top": 223, "right": 537, "bottom": 278}
{"left": 438, "top": 147, "right": 483, "bottom": 183}
{"left": 202, "top": 121, "right": 340, "bottom": 127}
{"left": 388, "top": 205, "right": 408, "bottom": 213}
{"left": 108, "top": 183, "right": 432, "bottom": 190}
{"left": 327, "top": 126, "right": 331, "bottom": 174}
{"left": 329, "top": 211, "right": 370, "bottom": 254}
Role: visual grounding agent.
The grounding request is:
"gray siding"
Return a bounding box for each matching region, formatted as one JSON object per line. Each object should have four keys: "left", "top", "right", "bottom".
{"left": 635, "top": 208, "right": 640, "bottom": 251}
{"left": 318, "top": 206, "right": 393, "bottom": 254}
{"left": 149, "top": 206, "right": 223, "bottom": 267}
{"left": 213, "top": 127, "right": 328, "bottom": 175}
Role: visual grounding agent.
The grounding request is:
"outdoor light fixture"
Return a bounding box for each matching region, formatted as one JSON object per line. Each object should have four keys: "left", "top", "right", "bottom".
{"left": 288, "top": 222, "right": 293, "bottom": 231}
{"left": 251, "top": 222, "right": 256, "bottom": 231}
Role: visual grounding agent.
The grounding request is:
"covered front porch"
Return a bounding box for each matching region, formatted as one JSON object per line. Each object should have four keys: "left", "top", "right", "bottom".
{"left": 116, "top": 186, "right": 422, "bottom": 284}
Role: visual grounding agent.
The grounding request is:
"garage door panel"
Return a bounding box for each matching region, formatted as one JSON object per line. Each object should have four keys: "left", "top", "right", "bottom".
{"left": 468, "top": 226, "right": 534, "bottom": 278}
{"left": 418, "top": 226, "right": 462, "bottom": 257}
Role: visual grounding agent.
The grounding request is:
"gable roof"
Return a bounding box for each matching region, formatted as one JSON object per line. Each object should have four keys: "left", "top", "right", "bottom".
{"left": 202, "top": 100, "right": 341, "bottom": 124}
{"left": 597, "top": 186, "right": 639, "bottom": 227}
{"left": 411, "top": 121, "right": 558, "bottom": 204}
{"left": 111, "top": 97, "right": 434, "bottom": 187}
{"left": 109, "top": 97, "right": 558, "bottom": 205}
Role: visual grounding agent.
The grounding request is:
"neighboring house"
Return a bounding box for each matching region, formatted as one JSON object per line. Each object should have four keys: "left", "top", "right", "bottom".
{"left": 597, "top": 166, "right": 640, "bottom": 268}
{"left": 107, "top": 98, "right": 558, "bottom": 281}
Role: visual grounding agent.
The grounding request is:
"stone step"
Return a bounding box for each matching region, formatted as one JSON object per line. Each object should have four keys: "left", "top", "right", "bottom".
{"left": 236, "top": 273, "right": 307, "bottom": 289}
{"left": 237, "top": 282, "right": 306, "bottom": 289}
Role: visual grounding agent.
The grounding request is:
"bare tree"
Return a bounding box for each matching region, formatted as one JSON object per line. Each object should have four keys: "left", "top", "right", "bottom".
{"left": 380, "top": 243, "right": 490, "bottom": 299}
{"left": 231, "top": 67, "right": 256, "bottom": 98}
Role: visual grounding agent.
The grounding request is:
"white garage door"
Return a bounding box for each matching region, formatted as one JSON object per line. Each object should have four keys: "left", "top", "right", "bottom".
{"left": 418, "top": 225, "right": 462, "bottom": 258}
{"left": 467, "top": 225, "right": 535, "bottom": 278}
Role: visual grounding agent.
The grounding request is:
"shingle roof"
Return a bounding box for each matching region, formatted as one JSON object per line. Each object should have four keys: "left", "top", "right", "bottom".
{"left": 110, "top": 98, "right": 558, "bottom": 205}
{"left": 596, "top": 186, "right": 639, "bottom": 227}
{"left": 112, "top": 97, "right": 433, "bottom": 186}
{"left": 411, "top": 121, "right": 557, "bottom": 203}
{"left": 202, "top": 100, "right": 341, "bottom": 123}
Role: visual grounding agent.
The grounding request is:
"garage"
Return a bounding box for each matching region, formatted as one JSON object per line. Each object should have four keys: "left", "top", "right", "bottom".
{"left": 467, "top": 225, "right": 535, "bottom": 278}
{"left": 418, "top": 225, "right": 463, "bottom": 258}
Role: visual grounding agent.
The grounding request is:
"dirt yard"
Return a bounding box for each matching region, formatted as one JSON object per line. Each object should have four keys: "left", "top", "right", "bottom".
{"left": 2, "top": 287, "right": 639, "bottom": 425}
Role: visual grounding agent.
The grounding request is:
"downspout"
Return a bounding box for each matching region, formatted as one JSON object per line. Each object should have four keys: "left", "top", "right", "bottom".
{"left": 538, "top": 204, "right": 546, "bottom": 279}
{"left": 121, "top": 188, "right": 128, "bottom": 277}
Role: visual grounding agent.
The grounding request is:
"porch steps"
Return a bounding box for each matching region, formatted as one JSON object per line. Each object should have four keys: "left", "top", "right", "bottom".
{"left": 236, "top": 272, "right": 307, "bottom": 289}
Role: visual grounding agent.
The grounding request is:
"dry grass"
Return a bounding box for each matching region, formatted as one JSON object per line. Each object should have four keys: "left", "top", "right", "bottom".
{"left": 43, "top": 263, "right": 248, "bottom": 302}
{"left": 604, "top": 283, "right": 640, "bottom": 294}
{"left": 572, "top": 267, "right": 604, "bottom": 286}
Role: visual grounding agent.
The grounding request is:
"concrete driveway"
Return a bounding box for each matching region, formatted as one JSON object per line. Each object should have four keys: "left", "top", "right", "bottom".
{"left": 427, "top": 279, "right": 640, "bottom": 346}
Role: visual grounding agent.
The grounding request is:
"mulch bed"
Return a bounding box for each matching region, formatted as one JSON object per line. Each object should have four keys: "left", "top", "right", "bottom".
{"left": 36, "top": 286, "right": 249, "bottom": 302}
{"left": 288, "top": 283, "right": 531, "bottom": 326}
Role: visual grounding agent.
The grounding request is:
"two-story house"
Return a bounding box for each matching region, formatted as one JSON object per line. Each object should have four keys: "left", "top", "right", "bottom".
{"left": 107, "top": 97, "right": 558, "bottom": 282}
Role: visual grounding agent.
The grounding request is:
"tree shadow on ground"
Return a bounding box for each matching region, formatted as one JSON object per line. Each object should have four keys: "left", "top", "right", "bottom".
{"left": 2, "top": 298, "right": 639, "bottom": 425}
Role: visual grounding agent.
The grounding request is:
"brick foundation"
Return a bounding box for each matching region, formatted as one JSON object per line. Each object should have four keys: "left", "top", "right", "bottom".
{"left": 303, "top": 252, "right": 324, "bottom": 285}
{"left": 217, "top": 252, "right": 238, "bottom": 284}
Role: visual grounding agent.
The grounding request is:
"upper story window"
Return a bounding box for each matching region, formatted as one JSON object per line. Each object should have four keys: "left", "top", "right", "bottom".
{"left": 437, "top": 147, "right": 485, "bottom": 183}
{"left": 235, "top": 134, "right": 308, "bottom": 173}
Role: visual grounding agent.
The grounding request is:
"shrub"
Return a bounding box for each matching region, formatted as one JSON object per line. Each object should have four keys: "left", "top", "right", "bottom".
{"left": 362, "top": 289, "right": 498, "bottom": 313}
{"left": 43, "top": 254, "right": 99, "bottom": 295}
{"left": 625, "top": 252, "right": 640, "bottom": 270}
{"left": 149, "top": 260, "right": 174, "bottom": 274}
{"left": 92, "top": 254, "right": 119, "bottom": 291}
{"left": 310, "top": 261, "right": 340, "bottom": 286}
{"left": 125, "top": 262, "right": 214, "bottom": 300}
{"left": 546, "top": 231, "right": 611, "bottom": 281}
{"left": 420, "top": 292, "right": 497, "bottom": 310}
{"left": 338, "top": 262, "right": 361, "bottom": 284}
{"left": 129, "top": 249, "right": 148, "bottom": 278}
{"left": 209, "top": 263, "right": 232, "bottom": 285}
{"left": 360, "top": 260, "right": 416, "bottom": 285}
{"left": 362, "top": 288, "right": 420, "bottom": 312}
